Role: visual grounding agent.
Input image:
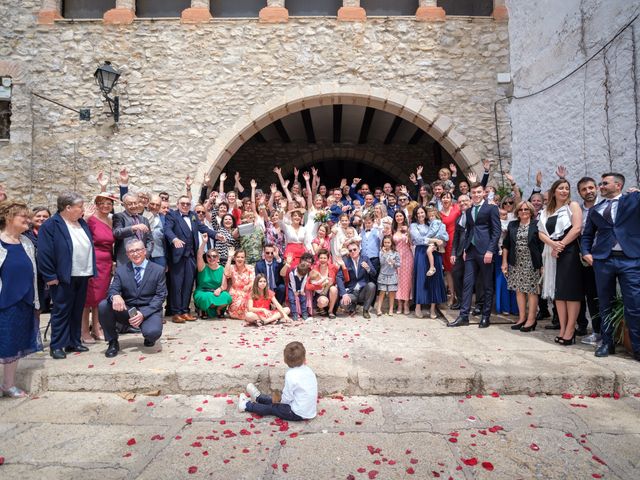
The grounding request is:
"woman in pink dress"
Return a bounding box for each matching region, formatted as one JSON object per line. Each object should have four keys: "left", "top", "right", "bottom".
{"left": 82, "top": 194, "right": 116, "bottom": 343}
{"left": 224, "top": 248, "right": 255, "bottom": 321}
{"left": 392, "top": 210, "right": 413, "bottom": 315}
{"left": 438, "top": 192, "right": 460, "bottom": 306}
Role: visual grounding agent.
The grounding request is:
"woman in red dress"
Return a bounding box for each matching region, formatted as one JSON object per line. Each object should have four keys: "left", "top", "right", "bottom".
{"left": 81, "top": 194, "right": 116, "bottom": 343}
{"left": 438, "top": 192, "right": 461, "bottom": 306}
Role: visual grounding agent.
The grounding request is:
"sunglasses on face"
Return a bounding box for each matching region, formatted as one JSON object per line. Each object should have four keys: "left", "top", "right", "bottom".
{"left": 348, "top": 248, "right": 358, "bottom": 253}
{"left": 207, "top": 254, "right": 219, "bottom": 259}
{"left": 518, "top": 208, "right": 530, "bottom": 212}
{"left": 178, "top": 202, "right": 190, "bottom": 206}
{"left": 505, "top": 201, "right": 514, "bottom": 205}
{"left": 195, "top": 210, "right": 205, "bottom": 214}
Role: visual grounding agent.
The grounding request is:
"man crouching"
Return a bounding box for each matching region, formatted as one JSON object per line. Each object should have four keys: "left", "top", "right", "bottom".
{"left": 98, "top": 239, "right": 167, "bottom": 358}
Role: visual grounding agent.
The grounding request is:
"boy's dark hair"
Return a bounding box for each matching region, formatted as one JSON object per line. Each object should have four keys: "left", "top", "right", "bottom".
{"left": 284, "top": 341, "right": 306, "bottom": 367}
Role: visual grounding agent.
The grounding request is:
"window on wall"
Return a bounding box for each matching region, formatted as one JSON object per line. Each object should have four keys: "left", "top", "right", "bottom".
{"left": 137, "top": 0, "right": 190, "bottom": 17}
{"left": 210, "top": 0, "right": 263, "bottom": 18}
{"left": 362, "top": 0, "right": 417, "bottom": 16}
{"left": 437, "top": 0, "right": 493, "bottom": 16}
{"left": 287, "top": 0, "right": 342, "bottom": 16}
{"left": 62, "top": 0, "right": 115, "bottom": 18}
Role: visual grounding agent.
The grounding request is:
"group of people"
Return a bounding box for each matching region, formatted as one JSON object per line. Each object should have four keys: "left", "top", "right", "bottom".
{"left": 0, "top": 160, "right": 638, "bottom": 397}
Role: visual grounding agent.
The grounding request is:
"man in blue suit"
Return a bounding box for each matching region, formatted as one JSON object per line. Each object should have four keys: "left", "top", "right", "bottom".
{"left": 449, "top": 182, "right": 501, "bottom": 328}
{"left": 254, "top": 244, "right": 286, "bottom": 304}
{"left": 336, "top": 239, "right": 377, "bottom": 319}
{"left": 164, "top": 195, "right": 217, "bottom": 323}
{"left": 98, "top": 239, "right": 167, "bottom": 358}
{"left": 581, "top": 173, "right": 640, "bottom": 360}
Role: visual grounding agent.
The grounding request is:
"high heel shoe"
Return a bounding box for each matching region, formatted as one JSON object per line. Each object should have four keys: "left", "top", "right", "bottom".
{"left": 520, "top": 321, "right": 537, "bottom": 332}
{"left": 554, "top": 336, "right": 560, "bottom": 343}
{"left": 511, "top": 321, "right": 526, "bottom": 330}
{"left": 557, "top": 333, "right": 576, "bottom": 346}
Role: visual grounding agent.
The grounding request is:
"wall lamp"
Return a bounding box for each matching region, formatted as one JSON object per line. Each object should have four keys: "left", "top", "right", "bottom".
{"left": 94, "top": 61, "right": 121, "bottom": 123}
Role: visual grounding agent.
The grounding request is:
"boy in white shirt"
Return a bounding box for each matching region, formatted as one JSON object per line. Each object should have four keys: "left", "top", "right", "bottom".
{"left": 238, "top": 341, "right": 317, "bottom": 421}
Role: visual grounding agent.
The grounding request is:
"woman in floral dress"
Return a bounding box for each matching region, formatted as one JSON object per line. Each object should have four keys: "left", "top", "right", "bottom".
{"left": 391, "top": 210, "right": 413, "bottom": 314}
{"left": 224, "top": 248, "right": 255, "bottom": 321}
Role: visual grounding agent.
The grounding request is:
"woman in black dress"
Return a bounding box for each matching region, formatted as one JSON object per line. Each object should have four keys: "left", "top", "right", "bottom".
{"left": 538, "top": 180, "right": 584, "bottom": 345}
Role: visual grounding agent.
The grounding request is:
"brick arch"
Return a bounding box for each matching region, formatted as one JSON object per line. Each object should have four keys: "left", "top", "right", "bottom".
{"left": 0, "top": 60, "right": 27, "bottom": 84}
{"left": 200, "top": 83, "right": 483, "bottom": 191}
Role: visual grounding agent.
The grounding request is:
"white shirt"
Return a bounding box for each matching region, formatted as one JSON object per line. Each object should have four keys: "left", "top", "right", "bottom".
{"left": 281, "top": 364, "right": 318, "bottom": 419}
{"left": 181, "top": 213, "right": 192, "bottom": 231}
{"left": 132, "top": 259, "right": 148, "bottom": 281}
{"left": 65, "top": 220, "right": 93, "bottom": 276}
{"left": 595, "top": 194, "right": 622, "bottom": 250}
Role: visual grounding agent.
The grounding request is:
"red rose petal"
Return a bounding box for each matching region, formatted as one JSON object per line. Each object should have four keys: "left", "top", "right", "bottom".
{"left": 592, "top": 455, "right": 607, "bottom": 466}
{"left": 0, "top": 456, "right": 4, "bottom": 465}
{"left": 357, "top": 468, "right": 366, "bottom": 473}
{"left": 282, "top": 463, "right": 289, "bottom": 473}
{"left": 272, "top": 463, "right": 278, "bottom": 470}
{"left": 530, "top": 443, "right": 540, "bottom": 451}
{"left": 368, "top": 471, "right": 379, "bottom": 479}
{"left": 410, "top": 458, "right": 418, "bottom": 464}
{"left": 482, "top": 461, "right": 494, "bottom": 471}
{"left": 562, "top": 393, "right": 574, "bottom": 399}
{"left": 188, "top": 466, "right": 197, "bottom": 474}
{"left": 126, "top": 438, "right": 136, "bottom": 446}
{"left": 406, "top": 467, "right": 415, "bottom": 474}
{"left": 461, "top": 457, "right": 478, "bottom": 466}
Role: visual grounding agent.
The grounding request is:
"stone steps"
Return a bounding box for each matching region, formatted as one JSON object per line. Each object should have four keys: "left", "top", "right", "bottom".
{"left": 13, "top": 312, "right": 640, "bottom": 397}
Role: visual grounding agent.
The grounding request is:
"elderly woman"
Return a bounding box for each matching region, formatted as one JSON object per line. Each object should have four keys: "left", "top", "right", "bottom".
{"left": 25, "top": 206, "right": 51, "bottom": 315}
{"left": 501, "top": 201, "right": 543, "bottom": 332}
{"left": 0, "top": 200, "right": 42, "bottom": 397}
{"left": 38, "top": 192, "right": 96, "bottom": 360}
{"left": 81, "top": 193, "right": 117, "bottom": 343}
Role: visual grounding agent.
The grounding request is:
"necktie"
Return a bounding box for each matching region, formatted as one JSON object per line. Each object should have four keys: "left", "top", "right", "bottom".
{"left": 267, "top": 263, "right": 275, "bottom": 289}
{"left": 133, "top": 215, "right": 143, "bottom": 240}
{"left": 134, "top": 266, "right": 143, "bottom": 287}
{"left": 471, "top": 205, "right": 480, "bottom": 246}
{"left": 602, "top": 199, "right": 617, "bottom": 223}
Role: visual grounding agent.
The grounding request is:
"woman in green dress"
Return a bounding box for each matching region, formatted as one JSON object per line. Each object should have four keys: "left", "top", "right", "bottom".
{"left": 194, "top": 234, "right": 232, "bottom": 318}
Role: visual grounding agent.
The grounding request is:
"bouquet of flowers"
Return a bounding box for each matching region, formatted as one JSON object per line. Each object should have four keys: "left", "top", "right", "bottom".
{"left": 314, "top": 209, "right": 331, "bottom": 224}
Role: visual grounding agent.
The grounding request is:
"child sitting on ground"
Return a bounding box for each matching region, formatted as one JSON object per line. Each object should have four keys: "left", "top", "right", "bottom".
{"left": 244, "top": 274, "right": 293, "bottom": 327}
{"left": 238, "top": 341, "right": 318, "bottom": 421}
{"left": 425, "top": 206, "right": 445, "bottom": 277}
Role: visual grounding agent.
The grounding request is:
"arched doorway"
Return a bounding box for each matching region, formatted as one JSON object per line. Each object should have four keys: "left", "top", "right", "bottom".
{"left": 197, "top": 84, "right": 483, "bottom": 192}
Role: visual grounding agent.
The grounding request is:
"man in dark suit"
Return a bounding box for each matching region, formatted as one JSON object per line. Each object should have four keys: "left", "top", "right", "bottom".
{"left": 164, "top": 195, "right": 218, "bottom": 323}
{"left": 449, "top": 182, "right": 501, "bottom": 328}
{"left": 336, "top": 239, "right": 377, "bottom": 319}
{"left": 449, "top": 194, "right": 471, "bottom": 310}
{"left": 113, "top": 193, "right": 153, "bottom": 266}
{"left": 255, "top": 243, "right": 286, "bottom": 304}
{"left": 582, "top": 173, "right": 640, "bottom": 360}
{"left": 98, "top": 239, "right": 167, "bottom": 358}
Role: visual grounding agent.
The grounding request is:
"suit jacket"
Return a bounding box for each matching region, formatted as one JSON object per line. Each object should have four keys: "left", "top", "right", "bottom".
{"left": 503, "top": 220, "right": 543, "bottom": 269}
{"left": 112, "top": 210, "right": 153, "bottom": 265}
{"left": 451, "top": 217, "right": 467, "bottom": 258}
{"left": 255, "top": 259, "right": 285, "bottom": 289}
{"left": 581, "top": 192, "right": 640, "bottom": 260}
{"left": 108, "top": 261, "right": 167, "bottom": 319}
{"left": 164, "top": 209, "right": 217, "bottom": 264}
{"left": 336, "top": 254, "right": 377, "bottom": 296}
{"left": 37, "top": 213, "right": 96, "bottom": 285}
{"left": 463, "top": 202, "right": 501, "bottom": 255}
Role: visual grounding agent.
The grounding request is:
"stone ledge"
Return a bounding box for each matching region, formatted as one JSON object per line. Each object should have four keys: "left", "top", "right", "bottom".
{"left": 259, "top": 6, "right": 289, "bottom": 24}
{"left": 103, "top": 8, "right": 135, "bottom": 25}
{"left": 337, "top": 6, "right": 366, "bottom": 22}
{"left": 180, "top": 7, "right": 212, "bottom": 24}
{"left": 415, "top": 6, "right": 446, "bottom": 22}
{"left": 37, "top": 10, "right": 62, "bottom": 25}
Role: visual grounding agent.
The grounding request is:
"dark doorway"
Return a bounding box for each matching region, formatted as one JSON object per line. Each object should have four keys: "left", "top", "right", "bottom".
{"left": 308, "top": 158, "right": 396, "bottom": 189}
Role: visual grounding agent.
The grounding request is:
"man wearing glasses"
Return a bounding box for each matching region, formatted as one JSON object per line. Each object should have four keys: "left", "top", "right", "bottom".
{"left": 98, "top": 239, "right": 167, "bottom": 358}
{"left": 255, "top": 244, "right": 286, "bottom": 304}
{"left": 165, "top": 195, "right": 219, "bottom": 323}
{"left": 113, "top": 193, "right": 153, "bottom": 267}
{"left": 336, "top": 239, "right": 377, "bottom": 319}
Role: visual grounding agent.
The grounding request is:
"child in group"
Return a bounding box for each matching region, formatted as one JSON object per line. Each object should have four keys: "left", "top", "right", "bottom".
{"left": 375, "top": 235, "right": 401, "bottom": 316}
{"left": 339, "top": 226, "right": 359, "bottom": 257}
{"left": 288, "top": 257, "right": 312, "bottom": 321}
{"left": 425, "top": 206, "right": 445, "bottom": 277}
{"left": 238, "top": 341, "right": 318, "bottom": 421}
{"left": 244, "top": 274, "right": 293, "bottom": 327}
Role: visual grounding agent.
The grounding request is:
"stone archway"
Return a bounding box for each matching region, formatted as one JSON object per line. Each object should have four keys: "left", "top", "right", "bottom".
{"left": 198, "top": 83, "right": 484, "bottom": 191}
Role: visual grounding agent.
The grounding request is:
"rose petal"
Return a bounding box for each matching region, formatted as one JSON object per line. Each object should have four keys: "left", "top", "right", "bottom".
{"left": 282, "top": 463, "right": 289, "bottom": 473}
{"left": 530, "top": 443, "right": 540, "bottom": 451}
{"left": 406, "top": 467, "right": 415, "bottom": 474}
{"left": 126, "top": 438, "right": 136, "bottom": 446}
{"left": 461, "top": 457, "right": 478, "bottom": 466}
{"left": 368, "top": 471, "right": 379, "bottom": 479}
{"left": 188, "top": 466, "right": 197, "bottom": 474}
{"left": 482, "top": 461, "right": 494, "bottom": 471}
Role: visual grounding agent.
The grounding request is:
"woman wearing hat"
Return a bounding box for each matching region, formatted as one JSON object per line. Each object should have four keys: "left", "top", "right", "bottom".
{"left": 81, "top": 193, "right": 117, "bottom": 343}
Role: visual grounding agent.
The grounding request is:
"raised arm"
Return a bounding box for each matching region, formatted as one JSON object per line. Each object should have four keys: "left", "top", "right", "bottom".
{"left": 196, "top": 233, "right": 208, "bottom": 272}
{"left": 234, "top": 171, "right": 245, "bottom": 196}
{"left": 274, "top": 166, "right": 293, "bottom": 202}
{"left": 303, "top": 171, "right": 313, "bottom": 209}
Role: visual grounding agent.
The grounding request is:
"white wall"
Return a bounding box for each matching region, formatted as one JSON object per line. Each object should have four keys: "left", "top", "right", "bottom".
{"left": 507, "top": 0, "right": 640, "bottom": 194}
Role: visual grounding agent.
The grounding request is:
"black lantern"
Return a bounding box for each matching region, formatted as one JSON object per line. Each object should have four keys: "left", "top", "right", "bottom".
{"left": 94, "top": 61, "right": 120, "bottom": 122}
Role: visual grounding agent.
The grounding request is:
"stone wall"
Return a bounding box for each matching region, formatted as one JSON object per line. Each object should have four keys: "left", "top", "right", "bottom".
{"left": 507, "top": 0, "right": 640, "bottom": 194}
{"left": 0, "top": 0, "right": 510, "bottom": 207}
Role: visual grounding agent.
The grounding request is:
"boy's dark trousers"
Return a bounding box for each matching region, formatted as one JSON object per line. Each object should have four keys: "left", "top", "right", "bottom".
{"left": 245, "top": 394, "right": 304, "bottom": 421}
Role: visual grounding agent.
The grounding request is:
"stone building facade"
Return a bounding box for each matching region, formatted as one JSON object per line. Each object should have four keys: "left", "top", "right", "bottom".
{"left": 1, "top": 1, "right": 511, "bottom": 205}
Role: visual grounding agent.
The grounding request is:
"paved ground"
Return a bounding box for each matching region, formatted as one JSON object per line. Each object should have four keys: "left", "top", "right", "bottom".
{"left": 11, "top": 310, "right": 640, "bottom": 397}
{"left": 1, "top": 392, "right": 639, "bottom": 479}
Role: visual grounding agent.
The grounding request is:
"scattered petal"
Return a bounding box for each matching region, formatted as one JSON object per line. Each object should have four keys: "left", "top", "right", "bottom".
{"left": 461, "top": 457, "right": 478, "bottom": 466}
{"left": 187, "top": 466, "right": 197, "bottom": 474}
{"left": 482, "top": 461, "right": 494, "bottom": 471}
{"left": 126, "top": 438, "right": 136, "bottom": 446}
